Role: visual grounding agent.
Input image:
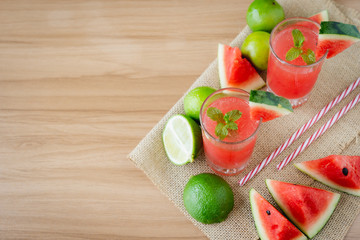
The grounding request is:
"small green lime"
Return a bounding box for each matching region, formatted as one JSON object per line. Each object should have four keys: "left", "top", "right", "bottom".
{"left": 246, "top": 0, "right": 285, "bottom": 32}
{"left": 183, "top": 173, "right": 234, "bottom": 224}
{"left": 162, "top": 114, "right": 202, "bottom": 165}
{"left": 241, "top": 31, "right": 270, "bottom": 71}
{"left": 184, "top": 86, "right": 216, "bottom": 121}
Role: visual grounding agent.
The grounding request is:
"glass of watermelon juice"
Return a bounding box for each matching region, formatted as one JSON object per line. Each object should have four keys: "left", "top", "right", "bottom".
{"left": 267, "top": 17, "right": 328, "bottom": 108}
{"left": 199, "top": 88, "right": 261, "bottom": 176}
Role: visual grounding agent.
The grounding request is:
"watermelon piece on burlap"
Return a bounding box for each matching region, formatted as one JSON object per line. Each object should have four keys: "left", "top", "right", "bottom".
{"left": 250, "top": 189, "right": 307, "bottom": 240}
{"left": 295, "top": 155, "right": 360, "bottom": 196}
{"left": 266, "top": 179, "right": 340, "bottom": 238}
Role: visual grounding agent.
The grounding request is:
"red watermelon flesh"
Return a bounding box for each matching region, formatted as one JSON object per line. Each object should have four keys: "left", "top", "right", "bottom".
{"left": 308, "top": 10, "right": 329, "bottom": 24}
{"left": 316, "top": 37, "right": 359, "bottom": 59}
{"left": 250, "top": 189, "right": 307, "bottom": 240}
{"left": 294, "top": 10, "right": 329, "bottom": 31}
{"left": 266, "top": 179, "right": 340, "bottom": 238}
{"left": 295, "top": 155, "right": 360, "bottom": 196}
{"left": 250, "top": 105, "right": 282, "bottom": 122}
{"left": 218, "top": 44, "right": 265, "bottom": 92}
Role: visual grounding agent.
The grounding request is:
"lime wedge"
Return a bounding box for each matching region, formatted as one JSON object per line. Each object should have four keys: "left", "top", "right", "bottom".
{"left": 162, "top": 114, "right": 202, "bottom": 165}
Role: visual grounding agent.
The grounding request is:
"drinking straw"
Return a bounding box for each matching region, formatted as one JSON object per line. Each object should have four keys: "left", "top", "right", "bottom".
{"left": 277, "top": 91, "right": 360, "bottom": 170}
{"left": 238, "top": 77, "right": 360, "bottom": 186}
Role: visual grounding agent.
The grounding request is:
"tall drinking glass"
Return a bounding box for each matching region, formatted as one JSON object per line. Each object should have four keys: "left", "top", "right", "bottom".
{"left": 267, "top": 17, "right": 328, "bottom": 108}
{"left": 199, "top": 88, "right": 261, "bottom": 176}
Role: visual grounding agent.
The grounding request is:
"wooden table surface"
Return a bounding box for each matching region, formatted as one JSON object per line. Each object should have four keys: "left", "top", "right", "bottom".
{"left": 1, "top": 0, "right": 359, "bottom": 239}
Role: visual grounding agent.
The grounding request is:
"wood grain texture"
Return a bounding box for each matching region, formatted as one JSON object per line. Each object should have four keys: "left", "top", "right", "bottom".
{"left": 1, "top": 0, "right": 359, "bottom": 239}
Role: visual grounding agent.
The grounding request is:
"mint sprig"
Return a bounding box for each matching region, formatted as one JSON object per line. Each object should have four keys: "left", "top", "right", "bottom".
{"left": 207, "top": 107, "right": 242, "bottom": 140}
{"left": 285, "top": 29, "right": 316, "bottom": 65}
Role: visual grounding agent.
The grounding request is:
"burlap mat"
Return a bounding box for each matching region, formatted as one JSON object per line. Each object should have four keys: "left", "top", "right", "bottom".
{"left": 128, "top": 0, "right": 360, "bottom": 239}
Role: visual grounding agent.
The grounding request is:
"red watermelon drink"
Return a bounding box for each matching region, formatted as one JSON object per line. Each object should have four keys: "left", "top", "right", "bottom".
{"left": 267, "top": 17, "right": 327, "bottom": 108}
{"left": 199, "top": 88, "right": 261, "bottom": 176}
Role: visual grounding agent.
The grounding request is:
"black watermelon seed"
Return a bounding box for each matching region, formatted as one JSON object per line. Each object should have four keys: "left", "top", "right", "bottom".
{"left": 342, "top": 167, "right": 349, "bottom": 176}
{"left": 266, "top": 210, "right": 271, "bottom": 215}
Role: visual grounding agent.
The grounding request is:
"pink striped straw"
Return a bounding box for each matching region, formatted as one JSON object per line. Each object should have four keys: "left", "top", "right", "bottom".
{"left": 238, "top": 77, "right": 360, "bottom": 186}
{"left": 277, "top": 92, "right": 360, "bottom": 170}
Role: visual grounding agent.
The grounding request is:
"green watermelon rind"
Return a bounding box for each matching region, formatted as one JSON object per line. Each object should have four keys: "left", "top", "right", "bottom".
{"left": 249, "top": 189, "right": 307, "bottom": 240}
{"left": 294, "top": 162, "right": 360, "bottom": 197}
{"left": 320, "top": 21, "right": 360, "bottom": 38}
{"left": 266, "top": 179, "right": 341, "bottom": 239}
{"left": 318, "top": 33, "right": 360, "bottom": 43}
{"left": 249, "top": 90, "right": 293, "bottom": 113}
{"left": 218, "top": 43, "right": 266, "bottom": 92}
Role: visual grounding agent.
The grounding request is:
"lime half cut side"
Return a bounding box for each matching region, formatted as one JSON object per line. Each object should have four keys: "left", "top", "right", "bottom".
{"left": 162, "top": 114, "right": 202, "bottom": 165}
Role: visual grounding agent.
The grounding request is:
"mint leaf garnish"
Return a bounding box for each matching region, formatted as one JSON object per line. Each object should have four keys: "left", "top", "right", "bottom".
{"left": 225, "top": 110, "right": 242, "bottom": 122}
{"left": 285, "top": 29, "right": 316, "bottom": 65}
{"left": 215, "top": 123, "right": 228, "bottom": 140}
{"left": 286, "top": 47, "right": 301, "bottom": 62}
{"left": 207, "top": 107, "right": 224, "bottom": 122}
{"left": 301, "top": 49, "right": 316, "bottom": 65}
{"left": 226, "top": 121, "right": 238, "bottom": 130}
{"left": 292, "top": 29, "right": 305, "bottom": 48}
{"left": 207, "top": 107, "right": 242, "bottom": 140}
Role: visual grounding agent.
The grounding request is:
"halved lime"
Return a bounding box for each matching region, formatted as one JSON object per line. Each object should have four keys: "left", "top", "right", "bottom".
{"left": 162, "top": 114, "right": 202, "bottom": 165}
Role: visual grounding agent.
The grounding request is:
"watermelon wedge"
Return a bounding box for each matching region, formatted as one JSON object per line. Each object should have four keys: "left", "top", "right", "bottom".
{"left": 316, "top": 21, "right": 360, "bottom": 59}
{"left": 309, "top": 10, "right": 329, "bottom": 24}
{"left": 218, "top": 43, "right": 265, "bottom": 92}
{"left": 266, "top": 179, "right": 340, "bottom": 238}
{"left": 250, "top": 189, "right": 307, "bottom": 240}
{"left": 294, "top": 10, "right": 328, "bottom": 31}
{"left": 249, "top": 90, "right": 293, "bottom": 122}
{"left": 295, "top": 155, "right": 360, "bottom": 196}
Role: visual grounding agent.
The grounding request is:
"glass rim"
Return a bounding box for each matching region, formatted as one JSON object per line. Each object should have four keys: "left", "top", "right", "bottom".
{"left": 269, "top": 17, "right": 328, "bottom": 68}
{"left": 199, "top": 87, "right": 262, "bottom": 145}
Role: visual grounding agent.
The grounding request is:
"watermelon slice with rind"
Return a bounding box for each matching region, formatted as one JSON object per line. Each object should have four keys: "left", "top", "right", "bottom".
{"left": 266, "top": 179, "right": 340, "bottom": 239}
{"left": 218, "top": 44, "right": 265, "bottom": 92}
{"left": 295, "top": 155, "right": 360, "bottom": 196}
{"left": 249, "top": 90, "right": 293, "bottom": 122}
{"left": 309, "top": 10, "right": 329, "bottom": 24}
{"left": 293, "top": 10, "right": 328, "bottom": 32}
{"left": 316, "top": 21, "right": 360, "bottom": 59}
{"left": 250, "top": 189, "right": 307, "bottom": 240}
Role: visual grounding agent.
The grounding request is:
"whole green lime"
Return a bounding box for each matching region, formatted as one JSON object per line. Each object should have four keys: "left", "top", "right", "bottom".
{"left": 241, "top": 31, "right": 270, "bottom": 71}
{"left": 184, "top": 86, "right": 216, "bottom": 121}
{"left": 183, "top": 173, "right": 234, "bottom": 224}
{"left": 246, "top": 0, "right": 285, "bottom": 32}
